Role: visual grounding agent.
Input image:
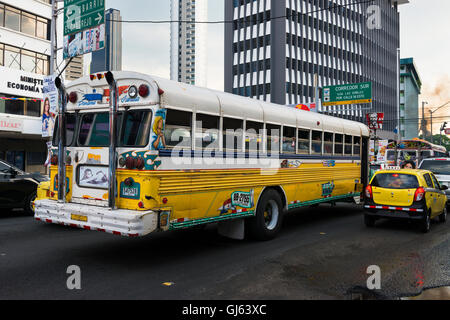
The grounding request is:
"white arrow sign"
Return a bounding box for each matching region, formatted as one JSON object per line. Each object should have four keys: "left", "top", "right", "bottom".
{"left": 95, "top": 12, "right": 103, "bottom": 24}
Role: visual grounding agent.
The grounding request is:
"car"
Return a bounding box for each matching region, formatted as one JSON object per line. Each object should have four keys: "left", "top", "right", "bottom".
{"left": 0, "top": 160, "right": 49, "bottom": 215}
{"left": 363, "top": 169, "right": 448, "bottom": 233}
{"left": 418, "top": 158, "right": 450, "bottom": 209}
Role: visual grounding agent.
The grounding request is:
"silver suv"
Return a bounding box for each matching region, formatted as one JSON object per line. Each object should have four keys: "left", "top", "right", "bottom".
{"left": 419, "top": 157, "right": 450, "bottom": 208}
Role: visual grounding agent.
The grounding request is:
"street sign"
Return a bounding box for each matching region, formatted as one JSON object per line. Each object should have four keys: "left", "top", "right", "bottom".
{"left": 445, "top": 128, "right": 450, "bottom": 135}
{"left": 64, "top": 0, "right": 105, "bottom": 36}
{"left": 322, "top": 82, "right": 372, "bottom": 106}
{"left": 366, "top": 112, "right": 384, "bottom": 130}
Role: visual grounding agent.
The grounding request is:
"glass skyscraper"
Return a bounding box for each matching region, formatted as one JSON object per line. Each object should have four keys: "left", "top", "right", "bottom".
{"left": 225, "top": 0, "right": 404, "bottom": 132}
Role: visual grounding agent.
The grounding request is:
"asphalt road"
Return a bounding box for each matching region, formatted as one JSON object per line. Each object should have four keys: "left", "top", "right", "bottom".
{"left": 1, "top": 203, "right": 449, "bottom": 300}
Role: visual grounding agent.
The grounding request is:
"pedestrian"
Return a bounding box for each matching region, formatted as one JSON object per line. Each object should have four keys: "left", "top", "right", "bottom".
{"left": 401, "top": 160, "right": 416, "bottom": 169}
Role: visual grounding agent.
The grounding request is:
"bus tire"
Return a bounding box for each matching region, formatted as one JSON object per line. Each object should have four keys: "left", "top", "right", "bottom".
{"left": 247, "top": 189, "right": 284, "bottom": 241}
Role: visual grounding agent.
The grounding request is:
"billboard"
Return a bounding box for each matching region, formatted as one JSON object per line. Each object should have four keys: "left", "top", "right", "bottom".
{"left": 63, "top": 24, "right": 105, "bottom": 59}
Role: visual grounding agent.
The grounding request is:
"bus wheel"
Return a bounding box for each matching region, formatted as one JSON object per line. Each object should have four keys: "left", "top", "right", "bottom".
{"left": 247, "top": 189, "right": 284, "bottom": 241}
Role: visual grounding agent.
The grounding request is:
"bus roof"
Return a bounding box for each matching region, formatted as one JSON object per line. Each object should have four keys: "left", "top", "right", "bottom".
{"left": 66, "top": 71, "right": 369, "bottom": 137}
{"left": 151, "top": 75, "right": 369, "bottom": 137}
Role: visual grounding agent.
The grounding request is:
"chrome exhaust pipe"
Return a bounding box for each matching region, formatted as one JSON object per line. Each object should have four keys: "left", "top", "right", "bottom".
{"left": 105, "top": 71, "right": 118, "bottom": 210}
{"left": 55, "top": 77, "right": 66, "bottom": 203}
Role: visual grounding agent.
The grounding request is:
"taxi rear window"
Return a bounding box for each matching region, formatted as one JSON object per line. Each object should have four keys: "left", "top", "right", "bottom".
{"left": 371, "top": 173, "right": 419, "bottom": 189}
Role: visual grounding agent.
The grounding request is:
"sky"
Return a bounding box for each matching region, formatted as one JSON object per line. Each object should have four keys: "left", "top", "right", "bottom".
{"left": 103, "top": 0, "right": 449, "bottom": 132}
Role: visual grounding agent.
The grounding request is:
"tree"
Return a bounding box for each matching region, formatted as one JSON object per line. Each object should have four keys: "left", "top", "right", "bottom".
{"left": 432, "top": 134, "right": 450, "bottom": 152}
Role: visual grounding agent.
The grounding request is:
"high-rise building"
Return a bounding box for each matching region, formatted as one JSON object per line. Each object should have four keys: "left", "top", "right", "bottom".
{"left": 170, "top": 0, "right": 207, "bottom": 86}
{"left": 399, "top": 58, "right": 421, "bottom": 139}
{"left": 65, "top": 56, "right": 84, "bottom": 81}
{"left": 0, "top": 0, "right": 52, "bottom": 172}
{"left": 225, "top": 0, "right": 404, "bottom": 134}
{"left": 91, "top": 8, "right": 122, "bottom": 74}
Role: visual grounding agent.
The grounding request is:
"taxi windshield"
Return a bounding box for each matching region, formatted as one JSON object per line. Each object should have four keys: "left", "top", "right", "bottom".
{"left": 371, "top": 173, "right": 419, "bottom": 189}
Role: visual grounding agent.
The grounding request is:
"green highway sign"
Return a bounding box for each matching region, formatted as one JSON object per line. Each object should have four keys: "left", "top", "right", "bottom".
{"left": 322, "top": 82, "right": 372, "bottom": 106}
{"left": 64, "top": 0, "right": 105, "bottom": 36}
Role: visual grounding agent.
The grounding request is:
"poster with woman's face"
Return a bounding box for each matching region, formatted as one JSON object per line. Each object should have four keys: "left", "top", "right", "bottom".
{"left": 79, "top": 166, "right": 109, "bottom": 189}
{"left": 42, "top": 75, "right": 58, "bottom": 137}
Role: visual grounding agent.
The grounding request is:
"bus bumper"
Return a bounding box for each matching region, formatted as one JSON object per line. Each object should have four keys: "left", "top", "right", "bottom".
{"left": 34, "top": 199, "right": 158, "bottom": 237}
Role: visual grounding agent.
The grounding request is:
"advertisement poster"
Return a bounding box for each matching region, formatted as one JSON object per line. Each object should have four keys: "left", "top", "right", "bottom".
{"left": 63, "top": 24, "right": 105, "bottom": 59}
{"left": 42, "top": 75, "right": 58, "bottom": 137}
{"left": 376, "top": 140, "right": 389, "bottom": 163}
{"left": 369, "top": 140, "right": 376, "bottom": 163}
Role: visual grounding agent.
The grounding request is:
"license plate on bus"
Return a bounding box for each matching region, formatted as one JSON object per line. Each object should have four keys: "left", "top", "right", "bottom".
{"left": 71, "top": 214, "right": 88, "bottom": 222}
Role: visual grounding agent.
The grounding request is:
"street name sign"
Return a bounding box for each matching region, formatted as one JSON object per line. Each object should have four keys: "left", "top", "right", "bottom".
{"left": 322, "top": 82, "right": 372, "bottom": 106}
{"left": 64, "top": 0, "right": 105, "bottom": 36}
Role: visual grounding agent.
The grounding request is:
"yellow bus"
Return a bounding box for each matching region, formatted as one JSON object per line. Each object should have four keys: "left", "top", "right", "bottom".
{"left": 34, "top": 71, "right": 369, "bottom": 240}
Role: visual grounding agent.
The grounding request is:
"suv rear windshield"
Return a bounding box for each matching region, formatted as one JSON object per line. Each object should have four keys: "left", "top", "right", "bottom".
{"left": 419, "top": 160, "right": 450, "bottom": 175}
{"left": 371, "top": 173, "right": 419, "bottom": 189}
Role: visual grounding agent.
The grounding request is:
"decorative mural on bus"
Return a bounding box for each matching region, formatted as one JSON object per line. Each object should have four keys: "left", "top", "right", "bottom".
{"left": 120, "top": 151, "right": 162, "bottom": 171}
{"left": 151, "top": 109, "right": 167, "bottom": 150}
{"left": 321, "top": 182, "right": 335, "bottom": 198}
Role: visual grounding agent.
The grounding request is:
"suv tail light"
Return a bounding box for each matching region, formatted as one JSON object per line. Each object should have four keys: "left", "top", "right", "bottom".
{"left": 365, "top": 185, "right": 373, "bottom": 199}
{"left": 414, "top": 187, "right": 425, "bottom": 202}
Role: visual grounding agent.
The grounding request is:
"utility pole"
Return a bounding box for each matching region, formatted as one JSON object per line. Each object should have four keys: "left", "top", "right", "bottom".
{"left": 395, "top": 48, "right": 400, "bottom": 166}
{"left": 429, "top": 100, "right": 450, "bottom": 145}
{"left": 440, "top": 122, "right": 448, "bottom": 146}
{"left": 421, "top": 101, "right": 428, "bottom": 140}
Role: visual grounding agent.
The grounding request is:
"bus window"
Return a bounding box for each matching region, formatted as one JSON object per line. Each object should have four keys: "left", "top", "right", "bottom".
{"left": 120, "top": 110, "right": 152, "bottom": 147}
{"left": 245, "top": 121, "right": 263, "bottom": 152}
{"left": 195, "top": 113, "right": 219, "bottom": 150}
{"left": 53, "top": 113, "right": 77, "bottom": 146}
{"left": 164, "top": 109, "right": 192, "bottom": 149}
{"left": 344, "top": 135, "right": 352, "bottom": 155}
{"left": 223, "top": 117, "right": 243, "bottom": 152}
{"left": 353, "top": 136, "right": 361, "bottom": 156}
{"left": 324, "top": 132, "right": 333, "bottom": 155}
{"left": 282, "top": 127, "right": 296, "bottom": 154}
{"left": 312, "top": 131, "right": 322, "bottom": 154}
{"left": 78, "top": 112, "right": 110, "bottom": 147}
{"left": 266, "top": 124, "right": 281, "bottom": 153}
{"left": 334, "top": 133, "right": 343, "bottom": 155}
{"left": 420, "top": 150, "right": 432, "bottom": 158}
{"left": 386, "top": 150, "right": 395, "bottom": 161}
{"left": 298, "top": 129, "right": 310, "bottom": 154}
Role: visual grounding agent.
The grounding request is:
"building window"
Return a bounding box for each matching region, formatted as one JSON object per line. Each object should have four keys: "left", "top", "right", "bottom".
{"left": 0, "top": 44, "right": 50, "bottom": 75}
{"left": 0, "top": 4, "right": 49, "bottom": 40}
{"left": 0, "top": 94, "right": 41, "bottom": 117}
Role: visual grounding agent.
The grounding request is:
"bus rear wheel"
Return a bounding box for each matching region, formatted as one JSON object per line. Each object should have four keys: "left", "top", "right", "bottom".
{"left": 247, "top": 189, "right": 284, "bottom": 241}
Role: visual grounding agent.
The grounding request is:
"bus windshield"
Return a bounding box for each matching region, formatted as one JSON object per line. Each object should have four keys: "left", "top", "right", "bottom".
{"left": 53, "top": 110, "right": 152, "bottom": 147}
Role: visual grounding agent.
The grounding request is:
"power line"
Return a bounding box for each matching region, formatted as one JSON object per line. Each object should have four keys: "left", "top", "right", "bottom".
{"left": 105, "top": 0, "right": 375, "bottom": 25}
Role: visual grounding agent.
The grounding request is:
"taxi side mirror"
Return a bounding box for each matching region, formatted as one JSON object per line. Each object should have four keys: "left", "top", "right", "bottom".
{"left": 441, "top": 185, "right": 448, "bottom": 191}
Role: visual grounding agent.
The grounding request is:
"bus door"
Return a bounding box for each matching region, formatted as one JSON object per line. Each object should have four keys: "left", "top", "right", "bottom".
{"left": 70, "top": 112, "right": 112, "bottom": 206}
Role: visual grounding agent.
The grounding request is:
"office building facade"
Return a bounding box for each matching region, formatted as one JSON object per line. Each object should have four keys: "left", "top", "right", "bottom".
{"left": 399, "top": 58, "right": 421, "bottom": 139}
{"left": 225, "top": 0, "right": 402, "bottom": 133}
{"left": 0, "top": 0, "right": 52, "bottom": 172}
{"left": 170, "top": 0, "right": 207, "bottom": 86}
{"left": 91, "top": 8, "right": 122, "bottom": 74}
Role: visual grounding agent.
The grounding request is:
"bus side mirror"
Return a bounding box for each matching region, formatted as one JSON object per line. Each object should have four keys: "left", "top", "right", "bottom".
{"left": 441, "top": 185, "right": 448, "bottom": 191}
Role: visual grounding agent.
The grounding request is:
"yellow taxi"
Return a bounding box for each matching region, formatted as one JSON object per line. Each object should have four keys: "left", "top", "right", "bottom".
{"left": 364, "top": 169, "right": 448, "bottom": 232}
